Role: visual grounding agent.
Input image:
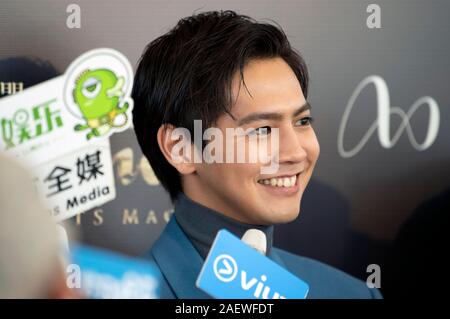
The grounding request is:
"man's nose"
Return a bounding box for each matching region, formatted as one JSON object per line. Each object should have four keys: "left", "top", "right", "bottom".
{"left": 278, "top": 125, "right": 307, "bottom": 164}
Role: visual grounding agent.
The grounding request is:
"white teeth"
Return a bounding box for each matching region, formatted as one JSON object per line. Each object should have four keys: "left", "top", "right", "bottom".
{"left": 259, "top": 175, "right": 297, "bottom": 188}
{"left": 290, "top": 175, "right": 296, "bottom": 186}
{"left": 270, "top": 178, "right": 277, "bottom": 186}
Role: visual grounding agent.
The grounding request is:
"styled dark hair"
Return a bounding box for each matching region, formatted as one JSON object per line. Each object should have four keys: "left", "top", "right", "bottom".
{"left": 132, "top": 10, "right": 309, "bottom": 201}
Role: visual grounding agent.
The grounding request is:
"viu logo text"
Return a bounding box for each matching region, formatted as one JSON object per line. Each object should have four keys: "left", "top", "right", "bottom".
{"left": 213, "top": 254, "right": 286, "bottom": 299}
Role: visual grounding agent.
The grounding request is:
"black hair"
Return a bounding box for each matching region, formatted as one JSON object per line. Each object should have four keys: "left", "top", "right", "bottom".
{"left": 132, "top": 10, "right": 309, "bottom": 201}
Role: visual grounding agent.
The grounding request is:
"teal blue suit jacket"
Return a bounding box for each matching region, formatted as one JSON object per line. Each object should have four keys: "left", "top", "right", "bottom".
{"left": 144, "top": 217, "right": 382, "bottom": 299}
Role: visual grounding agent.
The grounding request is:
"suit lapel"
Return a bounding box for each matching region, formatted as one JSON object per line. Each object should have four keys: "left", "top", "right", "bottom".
{"left": 151, "top": 217, "right": 211, "bottom": 299}
{"left": 268, "top": 248, "right": 287, "bottom": 269}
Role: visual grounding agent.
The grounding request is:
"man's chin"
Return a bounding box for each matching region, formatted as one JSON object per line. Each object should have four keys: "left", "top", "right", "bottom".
{"left": 263, "top": 208, "right": 300, "bottom": 225}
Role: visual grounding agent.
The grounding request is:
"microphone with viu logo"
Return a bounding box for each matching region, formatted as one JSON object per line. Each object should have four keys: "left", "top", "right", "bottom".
{"left": 196, "top": 228, "right": 309, "bottom": 299}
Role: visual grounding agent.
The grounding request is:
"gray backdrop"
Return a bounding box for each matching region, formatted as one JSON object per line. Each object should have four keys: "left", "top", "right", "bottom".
{"left": 1, "top": 0, "right": 449, "bottom": 290}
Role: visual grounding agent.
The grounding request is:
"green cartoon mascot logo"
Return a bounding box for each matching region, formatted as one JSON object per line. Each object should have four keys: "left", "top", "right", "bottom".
{"left": 73, "top": 69, "right": 129, "bottom": 140}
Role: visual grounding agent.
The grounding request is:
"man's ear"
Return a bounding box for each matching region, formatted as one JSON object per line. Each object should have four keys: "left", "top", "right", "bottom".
{"left": 157, "top": 124, "right": 197, "bottom": 175}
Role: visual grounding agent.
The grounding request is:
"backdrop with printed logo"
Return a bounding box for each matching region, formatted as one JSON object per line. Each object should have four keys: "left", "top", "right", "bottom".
{"left": 1, "top": 0, "right": 449, "bottom": 296}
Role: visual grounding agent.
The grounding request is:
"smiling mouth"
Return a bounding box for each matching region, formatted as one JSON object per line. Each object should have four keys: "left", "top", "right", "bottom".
{"left": 257, "top": 173, "right": 301, "bottom": 188}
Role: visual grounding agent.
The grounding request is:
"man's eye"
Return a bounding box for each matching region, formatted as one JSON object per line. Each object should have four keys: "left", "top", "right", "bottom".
{"left": 248, "top": 126, "right": 272, "bottom": 136}
{"left": 295, "top": 116, "right": 314, "bottom": 127}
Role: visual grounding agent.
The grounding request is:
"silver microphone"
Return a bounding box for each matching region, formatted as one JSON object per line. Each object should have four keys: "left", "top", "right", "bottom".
{"left": 241, "top": 229, "right": 267, "bottom": 255}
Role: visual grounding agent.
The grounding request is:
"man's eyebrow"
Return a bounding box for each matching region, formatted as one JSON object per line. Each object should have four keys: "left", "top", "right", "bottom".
{"left": 293, "top": 101, "right": 311, "bottom": 117}
{"left": 236, "top": 101, "right": 311, "bottom": 126}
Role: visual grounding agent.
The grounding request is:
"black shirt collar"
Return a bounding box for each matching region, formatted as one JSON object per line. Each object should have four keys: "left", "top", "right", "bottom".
{"left": 174, "top": 193, "right": 274, "bottom": 259}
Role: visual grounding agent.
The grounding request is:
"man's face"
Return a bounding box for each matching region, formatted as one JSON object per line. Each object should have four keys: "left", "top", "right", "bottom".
{"left": 189, "top": 57, "right": 320, "bottom": 225}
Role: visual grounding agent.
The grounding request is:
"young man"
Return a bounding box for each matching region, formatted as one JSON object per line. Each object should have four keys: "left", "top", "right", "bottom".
{"left": 132, "top": 10, "right": 382, "bottom": 299}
